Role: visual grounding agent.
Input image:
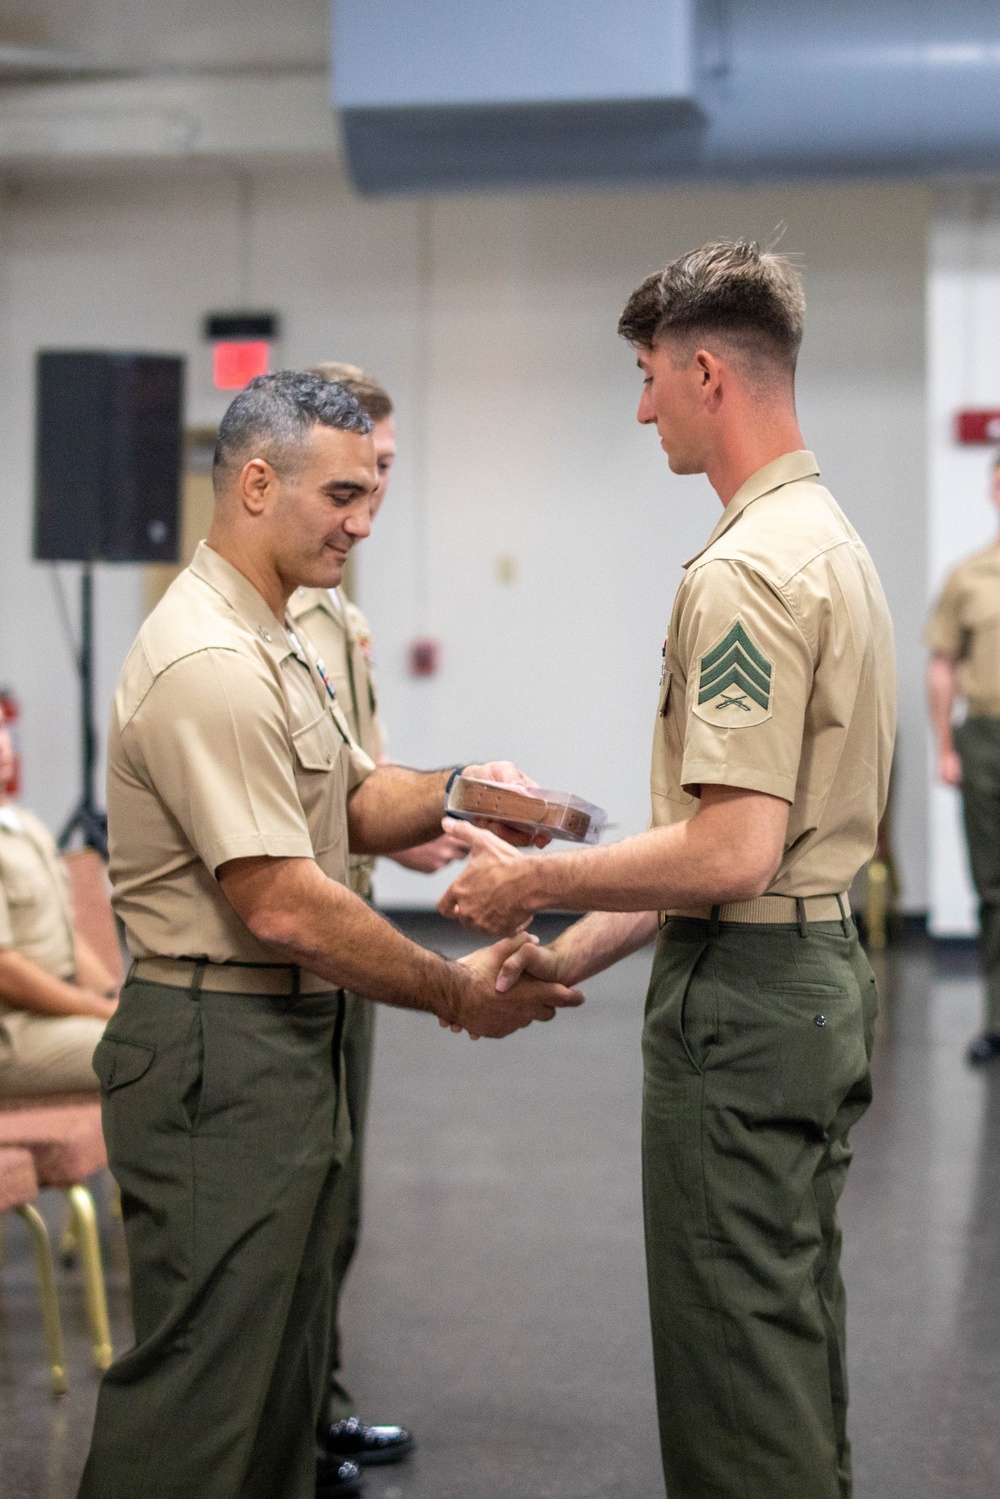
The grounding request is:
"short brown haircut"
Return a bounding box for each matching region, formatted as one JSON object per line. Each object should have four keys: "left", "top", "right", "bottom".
{"left": 308, "top": 361, "right": 394, "bottom": 422}
{"left": 618, "top": 239, "right": 805, "bottom": 376}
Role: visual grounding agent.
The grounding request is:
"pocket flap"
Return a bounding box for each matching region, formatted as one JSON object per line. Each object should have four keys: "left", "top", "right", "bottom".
{"left": 92, "top": 1036, "right": 155, "bottom": 1092}
{"left": 292, "top": 714, "right": 338, "bottom": 772}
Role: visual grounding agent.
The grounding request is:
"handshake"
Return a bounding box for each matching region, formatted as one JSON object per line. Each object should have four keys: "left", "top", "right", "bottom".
{"left": 432, "top": 759, "right": 582, "bottom": 1041}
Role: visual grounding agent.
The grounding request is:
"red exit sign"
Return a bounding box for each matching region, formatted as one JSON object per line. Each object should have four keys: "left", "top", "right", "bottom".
{"left": 956, "top": 410, "right": 1000, "bottom": 444}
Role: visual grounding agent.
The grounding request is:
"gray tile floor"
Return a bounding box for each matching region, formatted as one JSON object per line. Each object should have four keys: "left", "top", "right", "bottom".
{"left": 1, "top": 921, "right": 999, "bottom": 1498}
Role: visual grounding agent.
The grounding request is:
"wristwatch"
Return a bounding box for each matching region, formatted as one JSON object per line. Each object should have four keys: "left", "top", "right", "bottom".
{"left": 444, "top": 765, "right": 468, "bottom": 801}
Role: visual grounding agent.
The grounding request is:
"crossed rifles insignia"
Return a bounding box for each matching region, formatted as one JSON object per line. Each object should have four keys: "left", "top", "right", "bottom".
{"left": 694, "top": 619, "right": 773, "bottom": 728}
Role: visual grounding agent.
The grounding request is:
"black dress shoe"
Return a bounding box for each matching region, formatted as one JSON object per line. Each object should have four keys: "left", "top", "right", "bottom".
{"left": 968, "top": 1032, "right": 1000, "bottom": 1063}
{"left": 316, "top": 1455, "right": 363, "bottom": 1495}
{"left": 324, "top": 1416, "right": 415, "bottom": 1467}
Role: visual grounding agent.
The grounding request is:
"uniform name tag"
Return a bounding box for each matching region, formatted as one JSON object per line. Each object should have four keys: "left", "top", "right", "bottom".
{"left": 694, "top": 618, "right": 773, "bottom": 728}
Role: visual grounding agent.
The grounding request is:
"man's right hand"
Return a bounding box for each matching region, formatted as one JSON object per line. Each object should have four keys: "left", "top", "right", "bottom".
{"left": 494, "top": 939, "right": 563, "bottom": 992}
{"left": 938, "top": 748, "right": 962, "bottom": 787}
{"left": 448, "top": 934, "right": 583, "bottom": 1039}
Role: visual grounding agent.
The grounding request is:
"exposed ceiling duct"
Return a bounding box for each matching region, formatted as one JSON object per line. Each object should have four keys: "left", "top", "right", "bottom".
{"left": 0, "top": 72, "right": 337, "bottom": 170}
{"left": 0, "top": 44, "right": 95, "bottom": 78}
{"left": 333, "top": 0, "right": 1000, "bottom": 194}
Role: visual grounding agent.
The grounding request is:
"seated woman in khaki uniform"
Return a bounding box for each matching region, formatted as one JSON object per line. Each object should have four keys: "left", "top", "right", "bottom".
{"left": 0, "top": 722, "right": 117, "bottom": 1096}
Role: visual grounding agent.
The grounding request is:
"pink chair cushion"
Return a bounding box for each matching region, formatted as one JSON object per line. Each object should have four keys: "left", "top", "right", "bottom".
{"left": 0, "top": 1145, "right": 39, "bottom": 1211}
{"left": 0, "top": 1092, "right": 99, "bottom": 1113}
{"left": 0, "top": 1105, "right": 106, "bottom": 1186}
{"left": 63, "top": 849, "right": 125, "bottom": 986}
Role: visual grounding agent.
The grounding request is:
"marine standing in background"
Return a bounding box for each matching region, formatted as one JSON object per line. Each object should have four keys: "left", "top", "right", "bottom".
{"left": 439, "top": 241, "right": 896, "bottom": 1499}
{"left": 926, "top": 450, "right": 1000, "bottom": 1063}
{"left": 289, "top": 363, "right": 463, "bottom": 1471}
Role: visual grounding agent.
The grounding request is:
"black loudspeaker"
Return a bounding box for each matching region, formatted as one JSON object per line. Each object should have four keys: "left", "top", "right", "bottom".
{"left": 33, "top": 350, "right": 185, "bottom": 563}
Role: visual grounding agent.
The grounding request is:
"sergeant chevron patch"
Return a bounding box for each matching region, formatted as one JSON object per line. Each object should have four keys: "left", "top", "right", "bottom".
{"left": 694, "top": 619, "right": 773, "bottom": 728}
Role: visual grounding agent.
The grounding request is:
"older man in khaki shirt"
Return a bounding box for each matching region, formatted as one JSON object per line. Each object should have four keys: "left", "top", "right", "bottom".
{"left": 440, "top": 243, "right": 895, "bottom": 1499}
{"left": 926, "top": 451, "right": 1000, "bottom": 1062}
{"left": 77, "top": 371, "right": 580, "bottom": 1499}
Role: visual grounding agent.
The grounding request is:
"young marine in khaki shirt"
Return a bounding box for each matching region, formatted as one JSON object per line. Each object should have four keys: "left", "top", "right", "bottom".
{"left": 439, "top": 241, "right": 895, "bottom": 1499}
{"left": 926, "top": 451, "right": 1000, "bottom": 1062}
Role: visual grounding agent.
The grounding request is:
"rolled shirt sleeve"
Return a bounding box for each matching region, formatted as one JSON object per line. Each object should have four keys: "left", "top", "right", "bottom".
{"left": 676, "top": 560, "right": 813, "bottom": 803}
{"left": 924, "top": 569, "right": 964, "bottom": 656}
{"left": 341, "top": 729, "right": 377, "bottom": 793}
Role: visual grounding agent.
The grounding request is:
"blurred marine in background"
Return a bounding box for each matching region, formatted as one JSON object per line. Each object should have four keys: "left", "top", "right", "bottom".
{"left": 289, "top": 363, "right": 463, "bottom": 1470}
{"left": 926, "top": 450, "right": 1000, "bottom": 1063}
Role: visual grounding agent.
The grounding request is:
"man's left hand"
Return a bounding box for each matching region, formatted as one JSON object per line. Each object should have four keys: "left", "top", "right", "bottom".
{"left": 391, "top": 830, "right": 468, "bottom": 873}
{"left": 437, "top": 818, "right": 537, "bottom": 934}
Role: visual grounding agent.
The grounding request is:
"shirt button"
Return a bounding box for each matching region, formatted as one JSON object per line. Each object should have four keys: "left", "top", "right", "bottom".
{"left": 814, "top": 1015, "right": 827, "bottom": 1028}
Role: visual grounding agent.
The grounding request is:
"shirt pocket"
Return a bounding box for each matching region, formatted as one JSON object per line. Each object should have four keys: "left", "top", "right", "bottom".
{"left": 0, "top": 844, "right": 46, "bottom": 907}
{"left": 1, "top": 868, "right": 37, "bottom": 906}
{"left": 290, "top": 710, "right": 349, "bottom": 865}
{"left": 291, "top": 711, "right": 339, "bottom": 772}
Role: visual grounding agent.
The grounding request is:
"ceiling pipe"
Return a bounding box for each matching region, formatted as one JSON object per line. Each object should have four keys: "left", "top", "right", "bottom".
{"left": 335, "top": 0, "right": 1000, "bottom": 194}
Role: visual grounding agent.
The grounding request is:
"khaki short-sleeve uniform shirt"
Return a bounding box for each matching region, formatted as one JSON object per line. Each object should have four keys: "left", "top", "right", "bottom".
{"left": 107, "top": 542, "right": 375, "bottom": 992}
{"left": 0, "top": 808, "right": 75, "bottom": 985}
{"left": 287, "top": 586, "right": 386, "bottom": 899}
{"left": 652, "top": 451, "right": 896, "bottom": 897}
{"left": 924, "top": 546, "right": 1000, "bottom": 716}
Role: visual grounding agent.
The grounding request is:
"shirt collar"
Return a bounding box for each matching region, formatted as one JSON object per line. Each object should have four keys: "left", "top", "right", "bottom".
{"left": 683, "top": 450, "right": 821, "bottom": 568}
{"left": 291, "top": 585, "right": 344, "bottom": 624}
{"left": 190, "top": 541, "right": 299, "bottom": 661}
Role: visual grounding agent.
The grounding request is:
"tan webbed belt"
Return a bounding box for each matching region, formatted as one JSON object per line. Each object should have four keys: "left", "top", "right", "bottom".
{"left": 659, "top": 892, "right": 851, "bottom": 928}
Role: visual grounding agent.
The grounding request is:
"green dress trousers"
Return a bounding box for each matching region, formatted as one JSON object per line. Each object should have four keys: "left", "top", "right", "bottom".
{"left": 642, "top": 917, "right": 877, "bottom": 1499}
{"left": 77, "top": 976, "right": 347, "bottom": 1499}
{"left": 325, "top": 988, "right": 376, "bottom": 1421}
{"left": 955, "top": 717, "right": 1000, "bottom": 1032}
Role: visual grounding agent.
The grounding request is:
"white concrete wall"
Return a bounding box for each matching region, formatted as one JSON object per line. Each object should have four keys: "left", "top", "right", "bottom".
{"left": 926, "top": 189, "right": 1000, "bottom": 936}
{"left": 0, "top": 167, "right": 929, "bottom": 910}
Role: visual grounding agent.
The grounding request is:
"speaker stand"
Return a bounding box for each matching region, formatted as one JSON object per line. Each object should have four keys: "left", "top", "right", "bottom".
{"left": 58, "top": 565, "right": 108, "bottom": 858}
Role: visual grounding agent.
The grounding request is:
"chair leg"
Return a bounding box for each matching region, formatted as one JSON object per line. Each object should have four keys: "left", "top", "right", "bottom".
{"left": 867, "top": 857, "right": 889, "bottom": 951}
{"left": 13, "top": 1204, "right": 69, "bottom": 1397}
{"left": 60, "top": 1199, "right": 78, "bottom": 1264}
{"left": 65, "top": 1185, "right": 113, "bottom": 1371}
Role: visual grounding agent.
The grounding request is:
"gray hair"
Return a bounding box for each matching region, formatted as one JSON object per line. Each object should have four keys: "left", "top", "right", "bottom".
{"left": 213, "top": 369, "right": 373, "bottom": 484}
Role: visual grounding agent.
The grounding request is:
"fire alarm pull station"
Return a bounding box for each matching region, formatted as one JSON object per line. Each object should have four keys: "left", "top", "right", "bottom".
{"left": 408, "top": 638, "right": 440, "bottom": 677}
{"left": 955, "top": 410, "right": 1000, "bottom": 444}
